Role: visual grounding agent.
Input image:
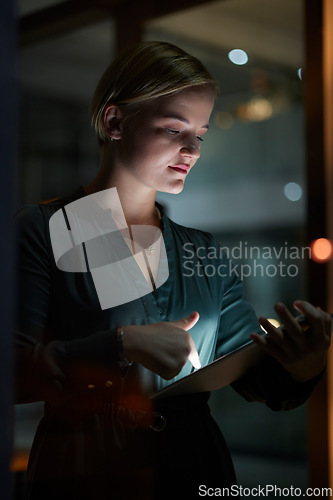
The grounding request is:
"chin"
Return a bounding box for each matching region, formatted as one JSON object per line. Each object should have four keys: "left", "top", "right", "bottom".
{"left": 159, "top": 180, "right": 185, "bottom": 195}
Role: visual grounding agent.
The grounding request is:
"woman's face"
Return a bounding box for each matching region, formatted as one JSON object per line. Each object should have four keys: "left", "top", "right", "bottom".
{"left": 116, "top": 87, "right": 215, "bottom": 194}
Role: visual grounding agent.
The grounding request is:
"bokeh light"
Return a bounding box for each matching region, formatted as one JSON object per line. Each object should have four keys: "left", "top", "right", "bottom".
{"left": 310, "top": 238, "right": 333, "bottom": 263}
{"left": 228, "top": 49, "right": 248, "bottom": 65}
{"left": 215, "top": 111, "right": 234, "bottom": 129}
{"left": 283, "top": 182, "right": 303, "bottom": 201}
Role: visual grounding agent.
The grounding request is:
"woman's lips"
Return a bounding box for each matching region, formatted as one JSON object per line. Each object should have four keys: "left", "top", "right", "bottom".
{"left": 168, "top": 164, "right": 190, "bottom": 174}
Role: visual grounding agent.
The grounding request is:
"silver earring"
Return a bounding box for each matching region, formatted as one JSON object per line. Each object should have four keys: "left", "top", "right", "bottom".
{"left": 109, "top": 137, "right": 114, "bottom": 141}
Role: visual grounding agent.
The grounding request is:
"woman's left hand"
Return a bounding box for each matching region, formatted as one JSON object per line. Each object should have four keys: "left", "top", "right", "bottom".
{"left": 250, "top": 300, "right": 332, "bottom": 382}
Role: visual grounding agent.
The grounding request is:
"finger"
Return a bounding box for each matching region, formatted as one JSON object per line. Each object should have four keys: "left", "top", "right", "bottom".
{"left": 188, "top": 336, "right": 201, "bottom": 369}
{"left": 273, "top": 302, "right": 303, "bottom": 344}
{"left": 257, "top": 316, "right": 297, "bottom": 357}
{"left": 258, "top": 317, "right": 283, "bottom": 341}
{"left": 250, "top": 331, "right": 276, "bottom": 350}
{"left": 250, "top": 331, "right": 292, "bottom": 365}
{"left": 172, "top": 311, "right": 200, "bottom": 331}
{"left": 293, "top": 299, "right": 318, "bottom": 315}
{"left": 250, "top": 331, "right": 267, "bottom": 346}
{"left": 293, "top": 300, "right": 331, "bottom": 337}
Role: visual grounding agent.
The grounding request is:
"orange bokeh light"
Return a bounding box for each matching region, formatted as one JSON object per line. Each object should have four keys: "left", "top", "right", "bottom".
{"left": 310, "top": 238, "right": 333, "bottom": 263}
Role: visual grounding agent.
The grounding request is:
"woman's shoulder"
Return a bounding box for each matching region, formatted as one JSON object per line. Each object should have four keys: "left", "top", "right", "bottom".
{"left": 15, "top": 187, "right": 86, "bottom": 222}
{"left": 14, "top": 187, "right": 86, "bottom": 245}
{"left": 39, "top": 186, "right": 86, "bottom": 206}
{"left": 14, "top": 204, "right": 46, "bottom": 234}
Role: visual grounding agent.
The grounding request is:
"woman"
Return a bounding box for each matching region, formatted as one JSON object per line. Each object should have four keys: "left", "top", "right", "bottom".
{"left": 15, "top": 41, "right": 331, "bottom": 499}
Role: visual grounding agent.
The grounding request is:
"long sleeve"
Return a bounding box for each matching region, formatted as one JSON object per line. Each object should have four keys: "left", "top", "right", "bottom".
{"left": 14, "top": 204, "right": 122, "bottom": 404}
{"left": 231, "top": 354, "right": 324, "bottom": 411}
{"left": 214, "top": 245, "right": 322, "bottom": 411}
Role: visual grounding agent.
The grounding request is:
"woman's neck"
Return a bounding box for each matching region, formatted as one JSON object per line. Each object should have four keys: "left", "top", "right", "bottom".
{"left": 83, "top": 150, "right": 160, "bottom": 228}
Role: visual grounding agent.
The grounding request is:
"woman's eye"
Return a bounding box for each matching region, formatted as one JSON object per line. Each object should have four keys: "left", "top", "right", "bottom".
{"left": 165, "top": 128, "right": 204, "bottom": 142}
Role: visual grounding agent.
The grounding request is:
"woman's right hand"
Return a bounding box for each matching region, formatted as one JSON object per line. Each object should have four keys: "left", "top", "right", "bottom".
{"left": 122, "top": 311, "right": 201, "bottom": 379}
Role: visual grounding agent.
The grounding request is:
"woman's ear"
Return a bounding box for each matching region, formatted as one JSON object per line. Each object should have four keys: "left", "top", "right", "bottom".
{"left": 103, "top": 104, "right": 123, "bottom": 140}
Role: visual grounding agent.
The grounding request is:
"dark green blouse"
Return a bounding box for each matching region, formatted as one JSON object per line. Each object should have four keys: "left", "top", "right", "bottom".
{"left": 15, "top": 186, "right": 319, "bottom": 407}
{"left": 14, "top": 187, "right": 322, "bottom": 499}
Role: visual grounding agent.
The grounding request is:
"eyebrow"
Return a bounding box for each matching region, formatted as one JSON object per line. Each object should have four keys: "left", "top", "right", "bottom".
{"left": 161, "top": 114, "right": 210, "bottom": 130}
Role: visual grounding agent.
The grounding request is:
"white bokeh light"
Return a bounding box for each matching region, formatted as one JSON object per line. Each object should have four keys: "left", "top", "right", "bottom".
{"left": 283, "top": 182, "right": 303, "bottom": 201}
{"left": 228, "top": 49, "right": 248, "bottom": 66}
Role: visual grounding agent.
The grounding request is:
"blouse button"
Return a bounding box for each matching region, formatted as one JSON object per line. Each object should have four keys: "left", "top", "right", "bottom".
{"left": 87, "top": 384, "right": 95, "bottom": 389}
{"left": 157, "top": 307, "right": 162, "bottom": 315}
{"left": 105, "top": 380, "right": 113, "bottom": 388}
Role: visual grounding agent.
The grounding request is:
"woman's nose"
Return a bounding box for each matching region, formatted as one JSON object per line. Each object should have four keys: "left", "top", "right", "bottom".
{"left": 180, "top": 140, "right": 201, "bottom": 159}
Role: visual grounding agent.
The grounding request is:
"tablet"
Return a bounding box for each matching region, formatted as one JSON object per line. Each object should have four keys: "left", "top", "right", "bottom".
{"left": 150, "top": 338, "right": 266, "bottom": 399}
{"left": 150, "top": 312, "right": 333, "bottom": 399}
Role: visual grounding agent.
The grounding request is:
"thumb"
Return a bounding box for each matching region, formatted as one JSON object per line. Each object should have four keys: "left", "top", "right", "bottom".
{"left": 172, "top": 311, "right": 201, "bottom": 369}
{"left": 172, "top": 311, "right": 200, "bottom": 331}
{"left": 188, "top": 336, "right": 201, "bottom": 369}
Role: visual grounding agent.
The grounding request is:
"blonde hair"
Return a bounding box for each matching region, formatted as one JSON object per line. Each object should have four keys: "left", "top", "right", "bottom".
{"left": 91, "top": 41, "right": 219, "bottom": 143}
